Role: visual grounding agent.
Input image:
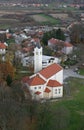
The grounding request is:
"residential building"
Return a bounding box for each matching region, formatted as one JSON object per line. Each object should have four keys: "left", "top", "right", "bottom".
{"left": 62, "top": 42, "right": 73, "bottom": 54}
{"left": 0, "top": 42, "right": 7, "bottom": 55}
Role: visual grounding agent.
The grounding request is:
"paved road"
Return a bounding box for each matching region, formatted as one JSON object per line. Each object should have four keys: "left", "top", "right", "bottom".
{"left": 63, "top": 69, "right": 84, "bottom": 80}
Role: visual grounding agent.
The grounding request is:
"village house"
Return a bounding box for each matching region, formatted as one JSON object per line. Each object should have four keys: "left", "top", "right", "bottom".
{"left": 48, "top": 38, "right": 73, "bottom": 54}
{"left": 62, "top": 42, "right": 73, "bottom": 55}
{"left": 0, "top": 42, "right": 7, "bottom": 55}
{"left": 13, "top": 32, "right": 28, "bottom": 44}
{"left": 48, "top": 38, "right": 61, "bottom": 50}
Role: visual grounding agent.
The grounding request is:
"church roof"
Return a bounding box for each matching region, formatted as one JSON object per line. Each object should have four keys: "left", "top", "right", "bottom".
{"left": 47, "top": 79, "right": 62, "bottom": 87}
{"left": 0, "top": 43, "right": 6, "bottom": 49}
{"left": 39, "top": 63, "right": 62, "bottom": 79}
{"left": 27, "top": 74, "right": 46, "bottom": 86}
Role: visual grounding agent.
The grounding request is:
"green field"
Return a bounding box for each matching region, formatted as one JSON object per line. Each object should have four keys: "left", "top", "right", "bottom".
{"left": 31, "top": 13, "right": 61, "bottom": 25}
{"left": 50, "top": 77, "right": 84, "bottom": 130}
{"left": 0, "top": 24, "right": 11, "bottom": 29}
{"left": 79, "top": 68, "right": 84, "bottom": 75}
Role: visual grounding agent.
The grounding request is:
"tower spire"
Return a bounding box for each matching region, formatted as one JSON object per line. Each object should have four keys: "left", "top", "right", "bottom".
{"left": 34, "top": 46, "right": 42, "bottom": 73}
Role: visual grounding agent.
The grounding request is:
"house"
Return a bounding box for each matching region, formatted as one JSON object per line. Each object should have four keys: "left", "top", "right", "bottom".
{"left": 0, "top": 42, "right": 7, "bottom": 55}
{"left": 62, "top": 42, "right": 73, "bottom": 54}
{"left": 48, "top": 38, "right": 61, "bottom": 50}
{"left": 13, "top": 32, "right": 28, "bottom": 44}
{"left": 22, "top": 63, "right": 63, "bottom": 100}
{"left": 48, "top": 38, "right": 64, "bottom": 52}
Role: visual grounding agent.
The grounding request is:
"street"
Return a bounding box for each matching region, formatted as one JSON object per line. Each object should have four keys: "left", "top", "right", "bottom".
{"left": 63, "top": 68, "right": 84, "bottom": 80}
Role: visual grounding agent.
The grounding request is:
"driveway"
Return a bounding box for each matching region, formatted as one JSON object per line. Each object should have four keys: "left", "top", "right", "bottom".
{"left": 63, "top": 69, "right": 84, "bottom": 80}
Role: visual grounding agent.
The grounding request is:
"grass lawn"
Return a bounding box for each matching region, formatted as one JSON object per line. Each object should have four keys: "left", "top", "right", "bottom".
{"left": 50, "top": 77, "right": 84, "bottom": 130}
{"left": 79, "top": 68, "right": 84, "bottom": 75}
{"left": 0, "top": 24, "right": 10, "bottom": 29}
{"left": 36, "top": 13, "right": 61, "bottom": 25}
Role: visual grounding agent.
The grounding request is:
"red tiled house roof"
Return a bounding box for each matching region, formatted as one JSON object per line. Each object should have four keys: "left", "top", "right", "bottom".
{"left": 48, "top": 38, "right": 59, "bottom": 45}
{"left": 39, "top": 63, "right": 62, "bottom": 79}
{"left": 0, "top": 43, "right": 6, "bottom": 49}
{"left": 47, "top": 79, "right": 62, "bottom": 87}
{"left": 64, "top": 42, "right": 73, "bottom": 47}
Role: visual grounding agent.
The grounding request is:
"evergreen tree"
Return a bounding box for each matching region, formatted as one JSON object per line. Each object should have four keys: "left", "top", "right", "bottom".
{"left": 6, "top": 74, "right": 12, "bottom": 86}
{"left": 56, "top": 28, "right": 65, "bottom": 41}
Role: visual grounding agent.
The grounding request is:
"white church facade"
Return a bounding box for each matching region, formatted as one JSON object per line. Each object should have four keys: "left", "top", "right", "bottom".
{"left": 23, "top": 63, "right": 63, "bottom": 100}
{"left": 22, "top": 46, "right": 63, "bottom": 100}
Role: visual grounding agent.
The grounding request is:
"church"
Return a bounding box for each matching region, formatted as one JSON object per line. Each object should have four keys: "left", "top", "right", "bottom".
{"left": 22, "top": 46, "right": 63, "bottom": 100}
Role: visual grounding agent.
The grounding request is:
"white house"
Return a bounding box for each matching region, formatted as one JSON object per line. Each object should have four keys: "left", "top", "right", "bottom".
{"left": 0, "top": 42, "right": 7, "bottom": 55}
{"left": 62, "top": 42, "right": 73, "bottom": 54}
{"left": 13, "top": 33, "right": 28, "bottom": 44}
{"left": 48, "top": 38, "right": 61, "bottom": 50}
{"left": 21, "top": 54, "right": 60, "bottom": 68}
{"left": 22, "top": 63, "right": 63, "bottom": 100}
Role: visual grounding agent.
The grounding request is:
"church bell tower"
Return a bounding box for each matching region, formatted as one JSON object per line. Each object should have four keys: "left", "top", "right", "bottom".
{"left": 34, "top": 46, "right": 42, "bottom": 73}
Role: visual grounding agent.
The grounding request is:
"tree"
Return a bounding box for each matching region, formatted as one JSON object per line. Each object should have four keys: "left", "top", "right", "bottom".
{"left": 10, "top": 81, "right": 25, "bottom": 102}
{"left": 70, "top": 23, "right": 84, "bottom": 44}
{"left": 56, "top": 28, "right": 65, "bottom": 41}
{"left": 6, "top": 74, "right": 12, "bottom": 86}
{"left": 42, "top": 32, "right": 51, "bottom": 46}
{"left": 43, "top": 46, "right": 53, "bottom": 56}
{"left": 42, "top": 29, "right": 65, "bottom": 46}
{"left": 0, "top": 60, "right": 15, "bottom": 80}
{"left": 0, "top": 33, "right": 6, "bottom": 42}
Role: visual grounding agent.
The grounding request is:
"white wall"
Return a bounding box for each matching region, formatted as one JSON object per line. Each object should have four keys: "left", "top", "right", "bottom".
{"left": 55, "top": 70, "right": 63, "bottom": 84}
{"left": 0, "top": 49, "right": 6, "bottom": 54}
{"left": 28, "top": 84, "right": 45, "bottom": 99}
{"left": 52, "top": 86, "right": 63, "bottom": 98}
{"left": 62, "top": 47, "right": 73, "bottom": 54}
{"left": 45, "top": 86, "right": 63, "bottom": 98}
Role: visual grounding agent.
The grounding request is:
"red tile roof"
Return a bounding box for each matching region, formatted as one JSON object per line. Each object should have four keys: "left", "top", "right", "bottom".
{"left": 39, "top": 63, "right": 62, "bottom": 79}
{"left": 27, "top": 74, "right": 46, "bottom": 86}
{"left": 35, "top": 91, "right": 41, "bottom": 95}
{"left": 0, "top": 43, "right": 6, "bottom": 49}
{"left": 47, "top": 80, "right": 62, "bottom": 87}
{"left": 48, "top": 38, "right": 59, "bottom": 45}
{"left": 44, "top": 87, "right": 51, "bottom": 93}
{"left": 64, "top": 42, "right": 73, "bottom": 47}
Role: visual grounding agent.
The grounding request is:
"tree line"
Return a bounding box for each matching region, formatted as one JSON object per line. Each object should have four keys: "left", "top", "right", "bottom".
{"left": 41, "top": 28, "right": 65, "bottom": 46}
{"left": 0, "top": 79, "right": 70, "bottom": 130}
